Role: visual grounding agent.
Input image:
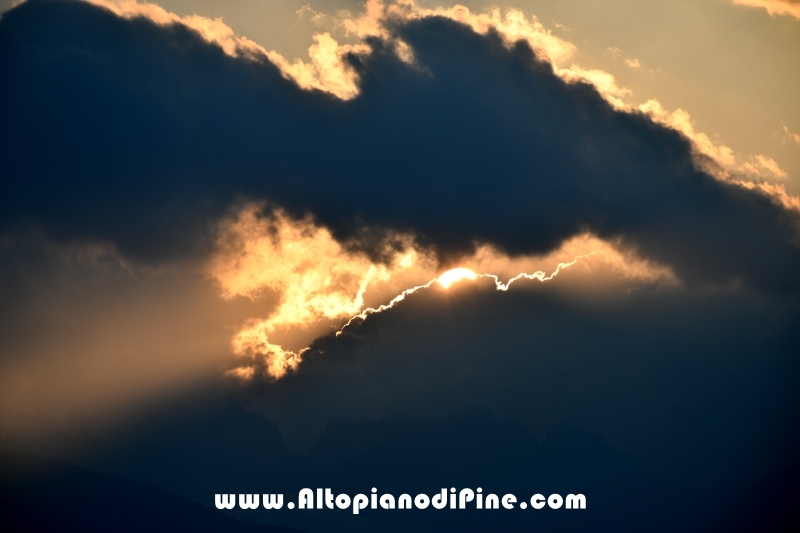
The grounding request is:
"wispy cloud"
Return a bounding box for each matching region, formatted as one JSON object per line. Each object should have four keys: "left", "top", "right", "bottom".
{"left": 731, "top": 0, "right": 800, "bottom": 20}
{"left": 779, "top": 121, "right": 800, "bottom": 145}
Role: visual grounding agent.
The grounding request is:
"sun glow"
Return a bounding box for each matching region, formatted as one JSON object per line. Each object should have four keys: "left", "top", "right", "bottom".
{"left": 211, "top": 206, "right": 674, "bottom": 381}
{"left": 437, "top": 268, "right": 478, "bottom": 289}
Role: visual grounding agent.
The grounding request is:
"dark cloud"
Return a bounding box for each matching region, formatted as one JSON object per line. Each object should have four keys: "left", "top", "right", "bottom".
{"left": 1, "top": 0, "right": 799, "bottom": 289}
{"left": 236, "top": 276, "right": 800, "bottom": 488}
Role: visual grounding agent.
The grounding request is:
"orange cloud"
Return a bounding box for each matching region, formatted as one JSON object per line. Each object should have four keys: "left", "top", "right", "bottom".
{"left": 208, "top": 204, "right": 433, "bottom": 378}
{"left": 85, "top": 0, "right": 368, "bottom": 99}
{"left": 638, "top": 99, "right": 797, "bottom": 209}
{"left": 210, "top": 205, "right": 675, "bottom": 381}
{"left": 732, "top": 0, "right": 800, "bottom": 20}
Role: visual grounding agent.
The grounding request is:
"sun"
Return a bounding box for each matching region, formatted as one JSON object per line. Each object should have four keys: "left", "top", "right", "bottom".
{"left": 437, "top": 268, "right": 478, "bottom": 289}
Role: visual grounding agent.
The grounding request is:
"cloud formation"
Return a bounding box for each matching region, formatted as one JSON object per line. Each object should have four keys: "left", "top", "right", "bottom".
{"left": 209, "top": 202, "right": 673, "bottom": 380}
{"left": 2, "top": 0, "right": 798, "bottom": 297}
{"left": 781, "top": 121, "right": 800, "bottom": 145}
{"left": 209, "top": 204, "right": 429, "bottom": 378}
{"left": 84, "top": 0, "right": 369, "bottom": 99}
{"left": 732, "top": 0, "right": 800, "bottom": 20}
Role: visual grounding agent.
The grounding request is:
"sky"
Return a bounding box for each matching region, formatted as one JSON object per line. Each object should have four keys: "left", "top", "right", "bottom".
{"left": 1, "top": 1, "right": 799, "bottom": 531}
